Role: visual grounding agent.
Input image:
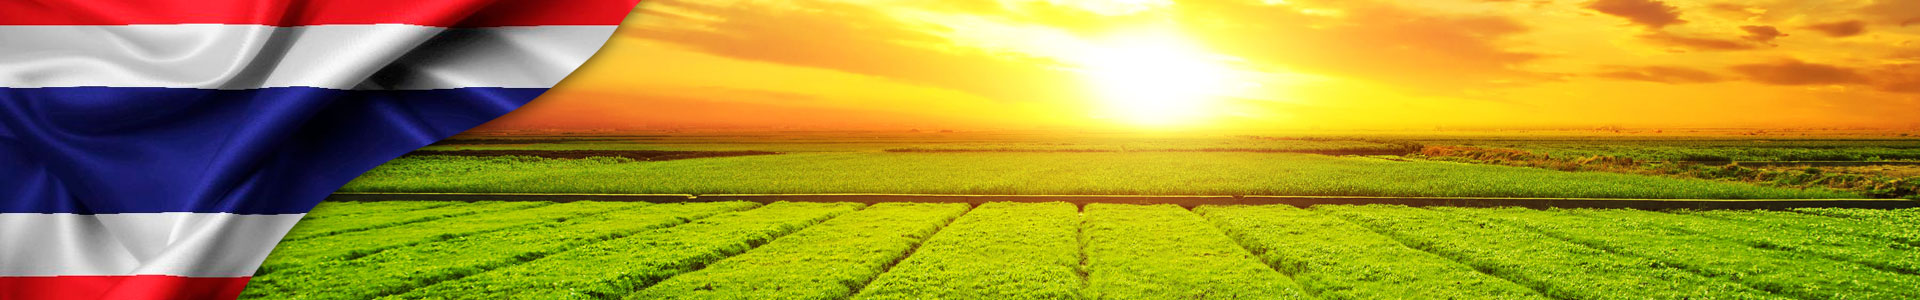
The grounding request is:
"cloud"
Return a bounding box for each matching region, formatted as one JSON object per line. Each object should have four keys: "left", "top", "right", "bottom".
{"left": 1177, "top": 0, "right": 1548, "bottom": 92}
{"left": 1738, "top": 25, "right": 1784, "bottom": 43}
{"left": 1729, "top": 59, "right": 1869, "bottom": 85}
{"left": 1640, "top": 31, "right": 1759, "bottom": 51}
{"left": 1631, "top": 25, "right": 1785, "bottom": 51}
{"left": 623, "top": 0, "right": 1089, "bottom": 103}
{"left": 1587, "top": 0, "right": 1686, "bottom": 28}
{"left": 1721, "top": 60, "right": 1920, "bottom": 94}
{"left": 487, "top": 90, "right": 992, "bottom": 130}
{"left": 1859, "top": 0, "right": 1920, "bottom": 26}
{"left": 1869, "top": 64, "right": 1920, "bottom": 94}
{"left": 1705, "top": 3, "right": 1762, "bottom": 20}
{"left": 988, "top": 1, "right": 1161, "bottom": 36}
{"left": 1595, "top": 65, "right": 1723, "bottom": 83}
{"left": 1893, "top": 48, "right": 1920, "bottom": 60}
{"left": 1804, "top": 20, "right": 1866, "bottom": 37}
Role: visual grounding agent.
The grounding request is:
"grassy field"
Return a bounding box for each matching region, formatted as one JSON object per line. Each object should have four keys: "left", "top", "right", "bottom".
{"left": 344, "top": 153, "right": 1853, "bottom": 198}
{"left": 427, "top": 130, "right": 1920, "bottom": 161}
{"left": 421, "top": 132, "right": 1413, "bottom": 153}
{"left": 249, "top": 201, "right": 1920, "bottom": 299}
{"left": 344, "top": 130, "right": 1920, "bottom": 199}
{"left": 1419, "top": 138, "right": 1920, "bottom": 162}
{"left": 276, "top": 131, "right": 1920, "bottom": 298}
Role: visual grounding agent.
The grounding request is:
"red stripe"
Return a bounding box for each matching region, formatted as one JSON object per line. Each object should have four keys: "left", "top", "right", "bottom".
{"left": 0, "top": 0, "right": 641, "bottom": 26}
{"left": 0, "top": 275, "right": 250, "bottom": 300}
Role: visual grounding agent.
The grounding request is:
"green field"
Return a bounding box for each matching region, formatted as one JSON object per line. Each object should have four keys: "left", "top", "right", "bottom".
{"left": 343, "top": 131, "right": 1920, "bottom": 199}
{"left": 419, "top": 131, "right": 1920, "bottom": 161}
{"left": 416, "top": 132, "right": 1411, "bottom": 153}
{"left": 274, "top": 131, "right": 1920, "bottom": 298}
{"left": 1422, "top": 138, "right": 1920, "bottom": 162}
{"left": 337, "top": 130, "right": 1920, "bottom": 199}
{"left": 344, "top": 153, "right": 1852, "bottom": 198}
{"left": 249, "top": 201, "right": 1920, "bottom": 299}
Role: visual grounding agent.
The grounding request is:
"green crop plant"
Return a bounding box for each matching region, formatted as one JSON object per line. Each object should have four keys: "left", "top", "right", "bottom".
{"left": 259, "top": 202, "right": 640, "bottom": 274}
{"left": 299, "top": 201, "right": 455, "bottom": 222}
{"left": 1081, "top": 204, "right": 1310, "bottom": 299}
{"left": 1195, "top": 205, "right": 1540, "bottom": 299}
{"left": 280, "top": 201, "right": 536, "bottom": 242}
{"left": 1459, "top": 207, "right": 1920, "bottom": 299}
{"left": 1678, "top": 209, "right": 1920, "bottom": 248}
{"left": 1562, "top": 208, "right": 1920, "bottom": 274}
{"left": 243, "top": 202, "right": 759, "bottom": 299}
{"left": 633, "top": 202, "right": 969, "bottom": 300}
{"left": 1790, "top": 207, "right": 1920, "bottom": 227}
{"left": 391, "top": 202, "right": 863, "bottom": 299}
{"left": 854, "top": 202, "right": 1083, "bottom": 300}
{"left": 1327, "top": 205, "right": 1783, "bottom": 300}
{"left": 343, "top": 153, "right": 1852, "bottom": 199}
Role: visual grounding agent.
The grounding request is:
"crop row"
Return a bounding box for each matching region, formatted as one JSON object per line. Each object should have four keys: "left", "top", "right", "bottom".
{"left": 259, "top": 201, "right": 646, "bottom": 273}
{"left": 243, "top": 202, "right": 761, "bottom": 299}
{"left": 1081, "top": 204, "right": 1309, "bottom": 299}
{"left": 634, "top": 202, "right": 970, "bottom": 300}
{"left": 279, "top": 201, "right": 539, "bottom": 242}
{"left": 1565, "top": 208, "right": 1920, "bottom": 274}
{"left": 1452, "top": 207, "right": 1920, "bottom": 299}
{"left": 258, "top": 201, "right": 1920, "bottom": 299}
{"left": 1680, "top": 209, "right": 1920, "bottom": 248}
{"left": 853, "top": 202, "right": 1084, "bottom": 299}
{"left": 390, "top": 201, "right": 865, "bottom": 299}
{"left": 299, "top": 201, "right": 455, "bottom": 222}
{"left": 1789, "top": 207, "right": 1920, "bottom": 227}
{"left": 1322, "top": 205, "right": 1779, "bottom": 299}
{"left": 1197, "top": 205, "right": 1541, "bottom": 299}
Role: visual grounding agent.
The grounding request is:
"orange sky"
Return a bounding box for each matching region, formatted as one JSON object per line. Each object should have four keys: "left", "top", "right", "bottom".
{"left": 484, "top": 0, "right": 1920, "bottom": 130}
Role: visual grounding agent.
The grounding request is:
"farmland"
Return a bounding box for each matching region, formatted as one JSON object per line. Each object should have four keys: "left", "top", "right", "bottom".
{"left": 249, "top": 201, "right": 1920, "bottom": 299}
{"left": 258, "top": 130, "right": 1920, "bottom": 298}
{"left": 344, "top": 152, "right": 1853, "bottom": 199}
{"left": 344, "top": 130, "right": 1920, "bottom": 199}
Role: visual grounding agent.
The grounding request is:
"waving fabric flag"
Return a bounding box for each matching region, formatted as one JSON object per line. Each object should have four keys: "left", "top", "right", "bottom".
{"left": 0, "top": 1, "right": 639, "bottom": 298}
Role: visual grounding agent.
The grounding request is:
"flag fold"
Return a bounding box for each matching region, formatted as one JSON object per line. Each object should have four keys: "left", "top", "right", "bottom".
{"left": 0, "top": 1, "right": 639, "bottom": 299}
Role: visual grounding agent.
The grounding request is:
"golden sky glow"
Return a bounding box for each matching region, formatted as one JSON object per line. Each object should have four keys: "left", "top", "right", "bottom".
{"left": 489, "top": 0, "right": 1920, "bottom": 130}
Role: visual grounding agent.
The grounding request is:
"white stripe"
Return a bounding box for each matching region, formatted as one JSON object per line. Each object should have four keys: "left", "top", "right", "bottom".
{"left": 0, "top": 213, "right": 303, "bottom": 277}
{"left": 0, "top": 24, "right": 615, "bottom": 90}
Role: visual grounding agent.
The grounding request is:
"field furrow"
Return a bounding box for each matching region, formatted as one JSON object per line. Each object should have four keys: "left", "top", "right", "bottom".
{"left": 853, "top": 202, "right": 1083, "bottom": 300}
{"left": 389, "top": 201, "right": 864, "bottom": 299}
{"left": 1457, "top": 207, "right": 1920, "bottom": 299}
{"left": 1082, "top": 204, "right": 1310, "bottom": 299}
{"left": 258, "top": 201, "right": 641, "bottom": 273}
{"left": 298, "top": 201, "right": 457, "bottom": 222}
{"left": 1789, "top": 207, "right": 1920, "bottom": 228}
{"left": 1195, "top": 205, "right": 1539, "bottom": 299}
{"left": 1564, "top": 209, "right": 1920, "bottom": 275}
{"left": 279, "top": 201, "right": 542, "bottom": 242}
{"left": 632, "top": 202, "right": 970, "bottom": 300}
{"left": 1679, "top": 209, "right": 1920, "bottom": 247}
{"left": 1328, "top": 206, "right": 1784, "bottom": 300}
{"left": 240, "top": 202, "right": 760, "bottom": 299}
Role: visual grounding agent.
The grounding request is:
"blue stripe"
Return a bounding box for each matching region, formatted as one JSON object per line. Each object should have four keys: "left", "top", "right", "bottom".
{"left": 1, "top": 87, "right": 541, "bottom": 214}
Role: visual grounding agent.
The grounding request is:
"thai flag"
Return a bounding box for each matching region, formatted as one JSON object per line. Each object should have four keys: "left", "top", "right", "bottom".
{"left": 0, "top": 1, "right": 637, "bottom": 298}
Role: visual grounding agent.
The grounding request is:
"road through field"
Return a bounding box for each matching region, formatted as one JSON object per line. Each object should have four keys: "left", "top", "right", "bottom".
{"left": 246, "top": 201, "right": 1920, "bottom": 299}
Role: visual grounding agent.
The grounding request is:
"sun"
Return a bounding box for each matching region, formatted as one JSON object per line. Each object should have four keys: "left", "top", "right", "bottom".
{"left": 1079, "top": 31, "right": 1239, "bottom": 127}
